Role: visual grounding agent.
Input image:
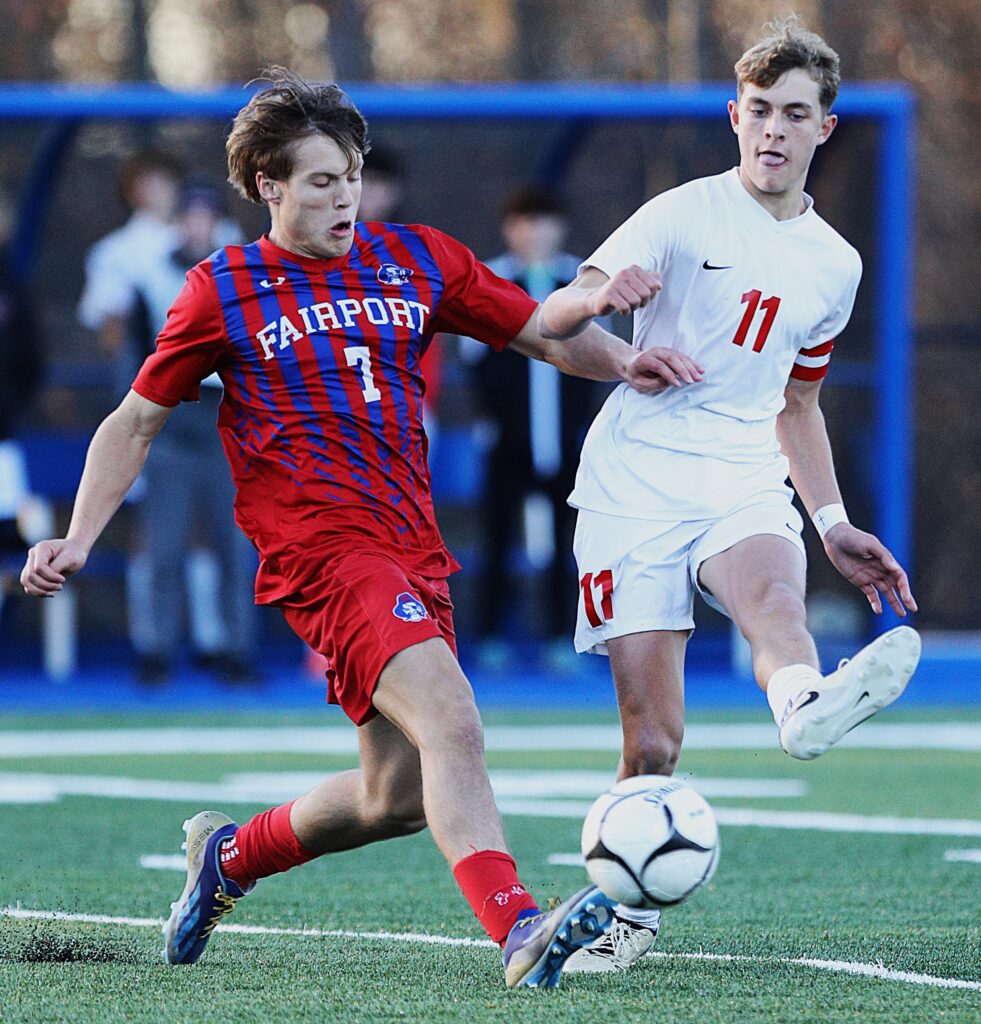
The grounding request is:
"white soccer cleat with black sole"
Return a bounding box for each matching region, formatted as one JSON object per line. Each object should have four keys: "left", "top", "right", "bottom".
{"left": 779, "top": 626, "right": 921, "bottom": 760}
{"left": 563, "top": 911, "right": 660, "bottom": 973}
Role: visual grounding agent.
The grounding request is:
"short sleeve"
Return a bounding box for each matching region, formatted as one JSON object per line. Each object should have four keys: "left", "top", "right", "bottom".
{"left": 580, "top": 191, "right": 683, "bottom": 279}
{"left": 418, "top": 227, "right": 537, "bottom": 351}
{"left": 131, "top": 263, "right": 228, "bottom": 406}
{"left": 791, "top": 251, "right": 862, "bottom": 382}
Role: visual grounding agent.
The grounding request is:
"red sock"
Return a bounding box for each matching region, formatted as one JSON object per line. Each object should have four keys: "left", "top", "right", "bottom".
{"left": 220, "top": 801, "right": 316, "bottom": 889}
{"left": 452, "top": 849, "right": 539, "bottom": 945}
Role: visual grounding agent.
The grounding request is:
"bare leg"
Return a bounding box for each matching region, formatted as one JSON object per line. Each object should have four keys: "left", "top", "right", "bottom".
{"left": 370, "top": 636, "right": 509, "bottom": 866}
{"left": 606, "top": 630, "right": 688, "bottom": 779}
{"left": 698, "top": 534, "right": 816, "bottom": 689}
{"left": 290, "top": 712, "right": 426, "bottom": 854}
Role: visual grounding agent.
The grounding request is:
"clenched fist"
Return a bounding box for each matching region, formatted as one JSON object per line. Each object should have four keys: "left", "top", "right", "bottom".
{"left": 20, "top": 539, "right": 88, "bottom": 597}
{"left": 588, "top": 265, "right": 662, "bottom": 317}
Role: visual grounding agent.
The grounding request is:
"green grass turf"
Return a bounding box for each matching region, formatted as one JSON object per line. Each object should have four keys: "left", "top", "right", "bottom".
{"left": 0, "top": 711, "right": 979, "bottom": 1023}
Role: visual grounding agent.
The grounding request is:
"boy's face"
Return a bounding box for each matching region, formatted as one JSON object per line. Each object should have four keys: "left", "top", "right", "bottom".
{"left": 258, "top": 133, "right": 363, "bottom": 260}
{"left": 502, "top": 212, "right": 567, "bottom": 265}
{"left": 728, "top": 67, "right": 836, "bottom": 202}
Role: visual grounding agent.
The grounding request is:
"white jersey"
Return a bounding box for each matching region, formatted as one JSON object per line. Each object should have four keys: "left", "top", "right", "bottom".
{"left": 570, "top": 167, "right": 862, "bottom": 520}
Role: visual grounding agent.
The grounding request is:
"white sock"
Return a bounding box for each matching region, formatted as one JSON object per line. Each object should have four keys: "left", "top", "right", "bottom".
{"left": 614, "top": 904, "right": 661, "bottom": 927}
{"left": 766, "top": 664, "right": 822, "bottom": 725}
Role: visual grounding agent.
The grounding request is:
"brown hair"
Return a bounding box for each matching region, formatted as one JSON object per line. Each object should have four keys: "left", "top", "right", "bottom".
{"left": 226, "top": 66, "right": 370, "bottom": 205}
{"left": 735, "top": 16, "right": 841, "bottom": 113}
{"left": 117, "top": 148, "right": 184, "bottom": 209}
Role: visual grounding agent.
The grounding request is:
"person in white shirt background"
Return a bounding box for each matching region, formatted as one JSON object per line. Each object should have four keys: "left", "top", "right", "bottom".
{"left": 461, "top": 187, "right": 604, "bottom": 671}
{"left": 541, "top": 16, "right": 922, "bottom": 974}
{"left": 78, "top": 154, "right": 256, "bottom": 686}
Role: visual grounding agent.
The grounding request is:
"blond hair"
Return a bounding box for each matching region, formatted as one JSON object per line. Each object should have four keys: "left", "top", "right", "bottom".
{"left": 735, "top": 16, "right": 841, "bottom": 112}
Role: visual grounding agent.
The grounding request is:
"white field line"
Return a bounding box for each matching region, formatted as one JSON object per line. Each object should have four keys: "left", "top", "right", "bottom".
{"left": 2, "top": 906, "right": 978, "bottom": 992}
{"left": 496, "top": 800, "right": 981, "bottom": 837}
{"left": 139, "top": 854, "right": 186, "bottom": 871}
{"left": 1, "top": 773, "right": 977, "bottom": 836}
{"left": 1, "top": 722, "right": 979, "bottom": 757}
{"left": 223, "top": 770, "right": 807, "bottom": 800}
{"left": 945, "top": 849, "right": 981, "bottom": 863}
{"left": 0, "top": 771, "right": 803, "bottom": 807}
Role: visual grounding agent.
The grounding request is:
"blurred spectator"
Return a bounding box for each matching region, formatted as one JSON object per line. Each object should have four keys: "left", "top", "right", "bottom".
{"left": 461, "top": 186, "right": 603, "bottom": 669}
{"left": 358, "top": 145, "right": 405, "bottom": 223}
{"left": 0, "top": 187, "right": 48, "bottom": 619}
{"left": 359, "top": 145, "right": 443, "bottom": 452}
{"left": 77, "top": 155, "right": 256, "bottom": 686}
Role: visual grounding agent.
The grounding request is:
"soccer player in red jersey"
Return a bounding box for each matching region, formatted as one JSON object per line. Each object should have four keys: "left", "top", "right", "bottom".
{"left": 19, "top": 68, "right": 699, "bottom": 988}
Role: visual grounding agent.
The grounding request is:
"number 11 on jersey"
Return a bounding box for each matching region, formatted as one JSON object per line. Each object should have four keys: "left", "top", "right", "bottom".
{"left": 732, "top": 290, "right": 781, "bottom": 352}
{"left": 580, "top": 569, "right": 614, "bottom": 627}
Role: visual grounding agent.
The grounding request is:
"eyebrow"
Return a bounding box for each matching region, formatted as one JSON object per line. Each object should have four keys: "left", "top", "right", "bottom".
{"left": 307, "top": 164, "right": 363, "bottom": 178}
{"left": 745, "top": 96, "right": 815, "bottom": 113}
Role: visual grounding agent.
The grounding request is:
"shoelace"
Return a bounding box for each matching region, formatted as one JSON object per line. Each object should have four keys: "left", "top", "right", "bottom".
{"left": 200, "top": 887, "right": 238, "bottom": 937}
{"left": 589, "top": 918, "right": 651, "bottom": 965}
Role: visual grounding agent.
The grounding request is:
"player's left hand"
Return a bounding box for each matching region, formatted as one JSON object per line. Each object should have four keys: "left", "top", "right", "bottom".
{"left": 824, "top": 523, "right": 917, "bottom": 616}
{"left": 626, "top": 347, "right": 704, "bottom": 394}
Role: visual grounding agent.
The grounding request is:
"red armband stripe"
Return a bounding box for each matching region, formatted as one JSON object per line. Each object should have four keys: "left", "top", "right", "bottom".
{"left": 790, "top": 362, "right": 830, "bottom": 382}
{"left": 798, "top": 339, "right": 835, "bottom": 357}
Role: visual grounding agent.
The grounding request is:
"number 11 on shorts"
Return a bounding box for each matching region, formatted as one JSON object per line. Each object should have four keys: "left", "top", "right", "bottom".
{"left": 580, "top": 569, "right": 614, "bottom": 627}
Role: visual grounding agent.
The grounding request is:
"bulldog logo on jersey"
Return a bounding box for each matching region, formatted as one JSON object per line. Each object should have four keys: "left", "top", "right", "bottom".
{"left": 393, "top": 592, "right": 428, "bottom": 622}
{"left": 377, "top": 263, "right": 414, "bottom": 286}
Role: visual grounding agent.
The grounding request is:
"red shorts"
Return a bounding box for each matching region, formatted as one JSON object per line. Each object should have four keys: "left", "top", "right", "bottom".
{"left": 281, "top": 550, "right": 457, "bottom": 726}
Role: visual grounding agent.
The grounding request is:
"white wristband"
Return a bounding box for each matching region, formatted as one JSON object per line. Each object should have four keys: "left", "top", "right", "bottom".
{"left": 812, "top": 503, "right": 849, "bottom": 540}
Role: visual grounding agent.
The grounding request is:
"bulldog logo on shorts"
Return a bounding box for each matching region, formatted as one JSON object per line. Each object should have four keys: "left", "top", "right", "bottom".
{"left": 393, "top": 592, "right": 428, "bottom": 622}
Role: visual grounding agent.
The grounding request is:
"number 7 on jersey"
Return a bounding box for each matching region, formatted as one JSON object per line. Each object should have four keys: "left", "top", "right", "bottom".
{"left": 344, "top": 345, "right": 382, "bottom": 403}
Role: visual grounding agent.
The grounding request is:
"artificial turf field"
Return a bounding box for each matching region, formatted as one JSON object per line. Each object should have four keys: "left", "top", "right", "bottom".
{"left": 0, "top": 707, "right": 978, "bottom": 1023}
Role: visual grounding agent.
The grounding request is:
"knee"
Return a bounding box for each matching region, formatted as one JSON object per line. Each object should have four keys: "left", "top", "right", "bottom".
{"left": 621, "top": 722, "right": 684, "bottom": 778}
{"left": 420, "top": 700, "right": 486, "bottom": 762}
{"left": 753, "top": 581, "right": 807, "bottom": 627}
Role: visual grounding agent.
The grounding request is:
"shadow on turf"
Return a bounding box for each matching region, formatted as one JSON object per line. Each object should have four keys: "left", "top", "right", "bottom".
{"left": 0, "top": 925, "right": 144, "bottom": 965}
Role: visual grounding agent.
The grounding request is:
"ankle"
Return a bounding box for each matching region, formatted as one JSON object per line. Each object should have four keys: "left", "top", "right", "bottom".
{"left": 766, "top": 663, "right": 821, "bottom": 724}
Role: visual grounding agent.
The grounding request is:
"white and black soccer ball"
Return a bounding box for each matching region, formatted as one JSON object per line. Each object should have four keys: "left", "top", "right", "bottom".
{"left": 581, "top": 774, "right": 719, "bottom": 908}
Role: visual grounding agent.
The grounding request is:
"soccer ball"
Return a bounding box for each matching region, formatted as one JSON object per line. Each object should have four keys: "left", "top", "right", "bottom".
{"left": 581, "top": 774, "right": 719, "bottom": 908}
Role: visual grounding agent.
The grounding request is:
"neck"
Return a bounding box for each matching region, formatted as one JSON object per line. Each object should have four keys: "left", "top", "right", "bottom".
{"left": 737, "top": 166, "right": 808, "bottom": 222}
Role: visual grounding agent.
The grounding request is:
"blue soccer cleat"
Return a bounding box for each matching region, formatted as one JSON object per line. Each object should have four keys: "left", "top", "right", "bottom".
{"left": 162, "top": 810, "right": 251, "bottom": 965}
{"left": 502, "top": 885, "right": 616, "bottom": 988}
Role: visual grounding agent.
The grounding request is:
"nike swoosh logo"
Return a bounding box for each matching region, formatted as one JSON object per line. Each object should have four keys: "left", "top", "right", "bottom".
{"left": 702, "top": 260, "right": 733, "bottom": 270}
{"left": 794, "top": 690, "right": 820, "bottom": 712}
{"left": 780, "top": 689, "right": 820, "bottom": 727}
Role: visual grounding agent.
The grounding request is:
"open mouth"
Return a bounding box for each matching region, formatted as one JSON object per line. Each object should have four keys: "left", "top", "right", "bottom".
{"left": 758, "top": 151, "right": 787, "bottom": 168}
{"left": 329, "top": 220, "right": 353, "bottom": 237}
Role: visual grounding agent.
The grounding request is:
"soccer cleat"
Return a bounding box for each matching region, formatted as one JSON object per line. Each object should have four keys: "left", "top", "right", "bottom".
{"left": 563, "top": 910, "right": 660, "bottom": 973}
{"left": 162, "top": 810, "right": 251, "bottom": 965}
{"left": 779, "top": 626, "right": 921, "bottom": 760}
{"left": 502, "top": 885, "right": 616, "bottom": 988}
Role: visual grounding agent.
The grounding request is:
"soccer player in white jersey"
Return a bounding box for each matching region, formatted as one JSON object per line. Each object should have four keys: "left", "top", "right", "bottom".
{"left": 541, "top": 17, "right": 922, "bottom": 973}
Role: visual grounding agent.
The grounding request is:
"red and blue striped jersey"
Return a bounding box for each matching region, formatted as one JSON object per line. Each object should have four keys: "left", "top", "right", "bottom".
{"left": 133, "top": 224, "right": 537, "bottom": 604}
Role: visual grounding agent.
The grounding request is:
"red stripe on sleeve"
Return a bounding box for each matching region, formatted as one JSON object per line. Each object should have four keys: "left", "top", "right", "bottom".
{"left": 790, "top": 362, "right": 830, "bottom": 381}
{"left": 798, "top": 339, "right": 835, "bottom": 357}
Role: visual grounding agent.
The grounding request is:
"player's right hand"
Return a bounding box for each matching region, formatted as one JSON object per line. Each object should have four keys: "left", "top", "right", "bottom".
{"left": 626, "top": 347, "right": 705, "bottom": 394}
{"left": 588, "top": 265, "right": 662, "bottom": 316}
{"left": 20, "top": 539, "right": 88, "bottom": 597}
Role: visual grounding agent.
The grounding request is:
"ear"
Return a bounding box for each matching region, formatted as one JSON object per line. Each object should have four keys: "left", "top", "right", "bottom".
{"left": 816, "top": 113, "right": 838, "bottom": 146}
{"left": 256, "top": 172, "right": 281, "bottom": 205}
{"left": 727, "top": 99, "right": 740, "bottom": 133}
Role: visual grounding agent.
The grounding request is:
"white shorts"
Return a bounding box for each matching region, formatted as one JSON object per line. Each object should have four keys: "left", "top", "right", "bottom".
{"left": 572, "top": 492, "right": 806, "bottom": 655}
